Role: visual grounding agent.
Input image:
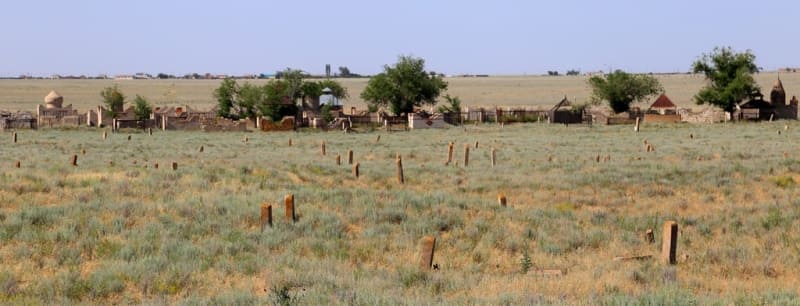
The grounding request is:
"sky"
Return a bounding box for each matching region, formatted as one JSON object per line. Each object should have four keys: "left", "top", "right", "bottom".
{"left": 1, "top": 0, "right": 797, "bottom": 77}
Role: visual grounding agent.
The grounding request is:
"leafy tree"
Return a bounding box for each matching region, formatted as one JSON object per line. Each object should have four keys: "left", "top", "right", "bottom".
{"left": 338, "top": 66, "right": 351, "bottom": 77}
{"left": 236, "top": 83, "right": 264, "bottom": 121}
{"left": 360, "top": 56, "right": 448, "bottom": 115}
{"left": 214, "top": 78, "right": 239, "bottom": 119}
{"left": 436, "top": 94, "right": 462, "bottom": 114}
{"left": 566, "top": 69, "right": 581, "bottom": 76}
{"left": 132, "top": 95, "right": 152, "bottom": 121}
{"left": 260, "top": 80, "right": 299, "bottom": 122}
{"left": 100, "top": 85, "right": 125, "bottom": 118}
{"left": 588, "top": 70, "right": 663, "bottom": 113}
{"left": 692, "top": 46, "right": 759, "bottom": 112}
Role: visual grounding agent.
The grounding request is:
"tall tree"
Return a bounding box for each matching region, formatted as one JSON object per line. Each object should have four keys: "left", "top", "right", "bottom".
{"left": 132, "top": 95, "right": 152, "bottom": 121}
{"left": 692, "top": 46, "right": 759, "bottom": 112}
{"left": 360, "top": 56, "right": 448, "bottom": 115}
{"left": 214, "top": 78, "right": 239, "bottom": 119}
{"left": 100, "top": 85, "right": 125, "bottom": 118}
{"left": 588, "top": 70, "right": 663, "bottom": 113}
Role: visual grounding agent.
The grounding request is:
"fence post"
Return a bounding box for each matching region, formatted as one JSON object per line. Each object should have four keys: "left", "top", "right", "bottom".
{"left": 498, "top": 193, "right": 507, "bottom": 206}
{"left": 321, "top": 140, "right": 326, "bottom": 156}
{"left": 71, "top": 154, "right": 78, "bottom": 166}
{"left": 13, "top": 132, "right": 17, "bottom": 143}
{"left": 347, "top": 150, "right": 354, "bottom": 165}
{"left": 491, "top": 147, "right": 496, "bottom": 167}
{"left": 172, "top": 162, "right": 178, "bottom": 170}
{"left": 447, "top": 142, "right": 454, "bottom": 165}
{"left": 353, "top": 162, "right": 360, "bottom": 178}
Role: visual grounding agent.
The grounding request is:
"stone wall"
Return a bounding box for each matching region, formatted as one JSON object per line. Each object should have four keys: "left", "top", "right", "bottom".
{"left": 408, "top": 113, "right": 447, "bottom": 129}
{"left": 678, "top": 108, "right": 727, "bottom": 123}
{"left": 260, "top": 117, "right": 295, "bottom": 132}
{"left": 643, "top": 114, "right": 681, "bottom": 123}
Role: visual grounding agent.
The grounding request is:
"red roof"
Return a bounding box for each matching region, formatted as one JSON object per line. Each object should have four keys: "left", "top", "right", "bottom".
{"left": 650, "top": 94, "right": 676, "bottom": 108}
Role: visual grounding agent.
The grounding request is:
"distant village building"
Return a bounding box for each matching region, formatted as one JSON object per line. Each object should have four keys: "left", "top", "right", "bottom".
{"left": 319, "top": 88, "right": 342, "bottom": 108}
{"left": 0, "top": 111, "right": 36, "bottom": 130}
{"left": 643, "top": 94, "right": 681, "bottom": 123}
{"left": 37, "top": 91, "right": 82, "bottom": 127}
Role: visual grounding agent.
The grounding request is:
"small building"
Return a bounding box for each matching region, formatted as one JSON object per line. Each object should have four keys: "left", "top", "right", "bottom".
{"left": 736, "top": 78, "right": 797, "bottom": 121}
{"left": 37, "top": 91, "right": 82, "bottom": 127}
{"left": 319, "top": 88, "right": 342, "bottom": 109}
{"left": 548, "top": 96, "right": 584, "bottom": 124}
{"left": 648, "top": 94, "right": 677, "bottom": 115}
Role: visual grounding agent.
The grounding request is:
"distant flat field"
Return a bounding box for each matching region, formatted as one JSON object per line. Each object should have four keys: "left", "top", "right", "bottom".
{"left": 1, "top": 72, "right": 798, "bottom": 113}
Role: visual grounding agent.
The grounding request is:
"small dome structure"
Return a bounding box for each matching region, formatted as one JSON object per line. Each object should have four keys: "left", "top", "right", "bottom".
{"left": 771, "top": 78, "right": 786, "bottom": 105}
{"left": 44, "top": 91, "right": 64, "bottom": 109}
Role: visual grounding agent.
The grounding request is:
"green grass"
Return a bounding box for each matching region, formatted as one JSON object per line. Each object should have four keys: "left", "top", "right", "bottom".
{"left": 1, "top": 122, "right": 800, "bottom": 304}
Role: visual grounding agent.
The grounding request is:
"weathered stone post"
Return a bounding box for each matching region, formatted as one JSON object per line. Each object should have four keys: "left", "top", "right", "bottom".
{"left": 634, "top": 117, "right": 640, "bottom": 132}
{"left": 321, "top": 140, "right": 326, "bottom": 156}
{"left": 447, "top": 142, "right": 454, "bottom": 165}
{"left": 127, "top": 135, "right": 131, "bottom": 141}
{"left": 15, "top": 161, "right": 20, "bottom": 168}
{"left": 464, "top": 145, "right": 470, "bottom": 167}
{"left": 491, "top": 148, "right": 496, "bottom": 167}
{"left": 172, "top": 162, "right": 178, "bottom": 170}
{"left": 376, "top": 135, "right": 381, "bottom": 143}
{"left": 285, "top": 194, "right": 295, "bottom": 223}
{"left": 662, "top": 221, "right": 678, "bottom": 264}
{"left": 353, "top": 162, "right": 360, "bottom": 178}
{"left": 419, "top": 236, "right": 436, "bottom": 270}
{"left": 336, "top": 154, "right": 341, "bottom": 165}
{"left": 71, "top": 154, "right": 78, "bottom": 166}
{"left": 103, "top": 131, "right": 107, "bottom": 140}
{"left": 498, "top": 193, "right": 507, "bottom": 206}
{"left": 347, "top": 150, "right": 354, "bottom": 165}
{"left": 288, "top": 138, "right": 292, "bottom": 147}
{"left": 261, "top": 203, "right": 272, "bottom": 231}
{"left": 396, "top": 154, "right": 404, "bottom": 184}
{"left": 154, "top": 163, "right": 159, "bottom": 169}
{"left": 199, "top": 145, "right": 204, "bottom": 153}
{"left": 475, "top": 141, "right": 479, "bottom": 149}
{"left": 12, "top": 132, "right": 17, "bottom": 143}
{"left": 148, "top": 128, "right": 153, "bottom": 135}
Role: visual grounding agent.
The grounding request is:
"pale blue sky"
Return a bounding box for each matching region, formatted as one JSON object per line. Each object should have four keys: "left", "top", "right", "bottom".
{"left": 1, "top": 0, "right": 796, "bottom": 76}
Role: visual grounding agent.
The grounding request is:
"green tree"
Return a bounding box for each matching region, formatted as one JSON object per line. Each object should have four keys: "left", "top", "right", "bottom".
{"left": 260, "top": 80, "right": 299, "bottom": 122}
{"left": 588, "top": 70, "right": 663, "bottom": 113}
{"left": 100, "top": 85, "right": 125, "bottom": 118}
{"left": 236, "top": 83, "right": 264, "bottom": 121}
{"left": 361, "top": 56, "right": 448, "bottom": 116}
{"left": 436, "top": 94, "right": 462, "bottom": 114}
{"left": 132, "top": 95, "right": 152, "bottom": 121}
{"left": 692, "top": 46, "right": 759, "bottom": 112}
{"left": 214, "top": 78, "right": 239, "bottom": 119}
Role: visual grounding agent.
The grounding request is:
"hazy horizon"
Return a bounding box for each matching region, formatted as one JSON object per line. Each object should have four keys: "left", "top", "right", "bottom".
{"left": 2, "top": 0, "right": 798, "bottom": 77}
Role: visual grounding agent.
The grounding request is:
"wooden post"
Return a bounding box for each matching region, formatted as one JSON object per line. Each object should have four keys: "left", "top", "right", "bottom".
{"left": 347, "top": 150, "right": 354, "bottom": 165}
{"left": 353, "top": 162, "right": 360, "bottom": 178}
{"left": 15, "top": 161, "right": 20, "bottom": 168}
{"left": 172, "top": 162, "right": 178, "bottom": 170}
{"left": 243, "top": 136, "right": 248, "bottom": 143}
{"left": 475, "top": 141, "right": 479, "bottom": 149}
{"left": 491, "top": 148, "right": 496, "bottom": 167}
{"left": 285, "top": 194, "right": 295, "bottom": 223}
{"left": 396, "top": 154, "right": 404, "bottom": 184}
{"left": 447, "top": 142, "right": 454, "bottom": 165}
{"left": 260, "top": 203, "right": 272, "bottom": 231}
{"left": 634, "top": 117, "right": 640, "bottom": 132}
{"left": 148, "top": 128, "right": 153, "bottom": 135}
{"left": 12, "top": 132, "right": 17, "bottom": 143}
{"left": 376, "top": 135, "right": 381, "bottom": 142}
{"left": 321, "top": 140, "right": 326, "bottom": 156}
{"left": 463, "top": 145, "right": 470, "bottom": 167}
{"left": 154, "top": 163, "right": 159, "bottom": 169}
{"left": 199, "top": 145, "right": 204, "bottom": 153}
{"left": 103, "top": 131, "right": 107, "bottom": 140}
{"left": 288, "top": 138, "right": 292, "bottom": 147}
{"left": 81, "top": 149, "right": 86, "bottom": 155}
{"left": 498, "top": 193, "right": 507, "bottom": 206}
{"left": 661, "top": 221, "right": 678, "bottom": 264}
{"left": 71, "top": 154, "right": 78, "bottom": 166}
{"left": 419, "top": 236, "right": 436, "bottom": 270}
{"left": 127, "top": 135, "right": 131, "bottom": 141}
{"left": 336, "top": 154, "right": 341, "bottom": 165}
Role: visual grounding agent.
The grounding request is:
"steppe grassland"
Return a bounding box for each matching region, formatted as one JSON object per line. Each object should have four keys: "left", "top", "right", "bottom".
{"left": 0, "top": 72, "right": 797, "bottom": 112}
{"left": 1, "top": 122, "right": 800, "bottom": 304}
